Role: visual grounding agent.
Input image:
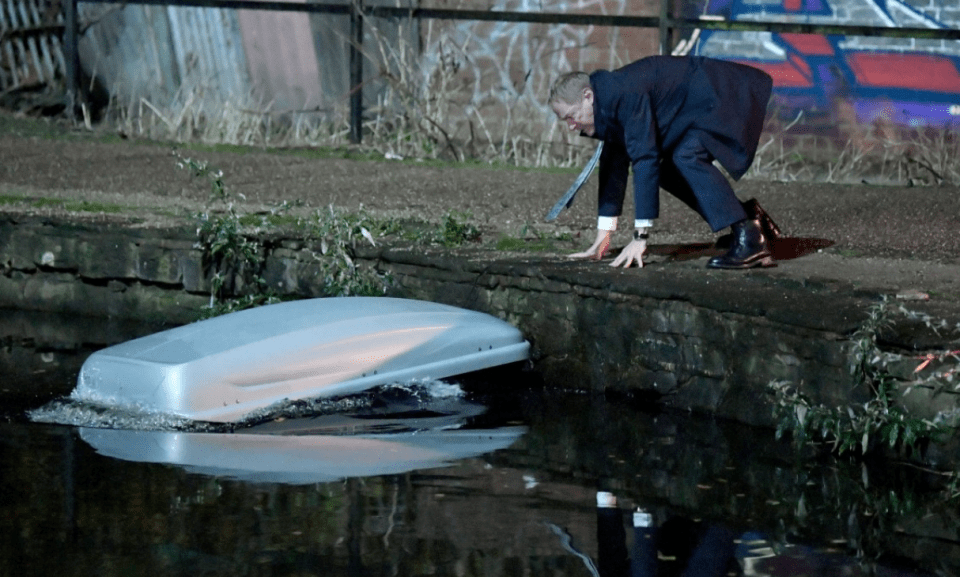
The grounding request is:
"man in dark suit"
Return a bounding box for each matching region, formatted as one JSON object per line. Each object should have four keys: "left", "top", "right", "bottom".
{"left": 549, "top": 55, "right": 780, "bottom": 269}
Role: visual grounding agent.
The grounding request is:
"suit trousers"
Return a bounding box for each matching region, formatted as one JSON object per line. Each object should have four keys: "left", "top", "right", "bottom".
{"left": 598, "top": 132, "right": 747, "bottom": 232}
{"left": 596, "top": 508, "right": 737, "bottom": 577}
{"left": 660, "top": 131, "right": 748, "bottom": 232}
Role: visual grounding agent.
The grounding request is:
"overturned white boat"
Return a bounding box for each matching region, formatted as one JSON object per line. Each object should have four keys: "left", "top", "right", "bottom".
{"left": 72, "top": 297, "right": 530, "bottom": 422}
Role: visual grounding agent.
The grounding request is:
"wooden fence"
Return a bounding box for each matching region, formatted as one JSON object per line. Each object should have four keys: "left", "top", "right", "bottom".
{"left": 0, "top": 0, "right": 67, "bottom": 91}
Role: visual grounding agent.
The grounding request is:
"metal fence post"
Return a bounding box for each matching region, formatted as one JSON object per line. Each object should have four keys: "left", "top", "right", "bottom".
{"left": 658, "top": 0, "right": 671, "bottom": 55}
{"left": 349, "top": 0, "right": 363, "bottom": 144}
{"left": 64, "top": 0, "right": 81, "bottom": 116}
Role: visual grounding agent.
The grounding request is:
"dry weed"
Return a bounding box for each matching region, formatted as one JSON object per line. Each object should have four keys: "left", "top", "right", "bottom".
{"left": 749, "top": 112, "right": 959, "bottom": 186}
{"left": 95, "top": 15, "right": 958, "bottom": 185}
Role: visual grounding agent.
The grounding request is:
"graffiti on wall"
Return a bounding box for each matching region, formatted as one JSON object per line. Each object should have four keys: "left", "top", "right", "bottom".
{"left": 73, "top": 0, "right": 957, "bottom": 151}
{"left": 413, "top": 0, "right": 666, "bottom": 157}
{"left": 415, "top": 0, "right": 959, "bottom": 153}
{"left": 690, "top": 0, "right": 960, "bottom": 127}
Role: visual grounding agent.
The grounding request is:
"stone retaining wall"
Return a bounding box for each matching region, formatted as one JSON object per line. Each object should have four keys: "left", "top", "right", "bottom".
{"left": 0, "top": 213, "right": 926, "bottom": 429}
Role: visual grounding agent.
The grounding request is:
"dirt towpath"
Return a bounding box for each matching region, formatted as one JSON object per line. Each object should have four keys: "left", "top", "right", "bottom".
{"left": 2, "top": 115, "right": 960, "bottom": 332}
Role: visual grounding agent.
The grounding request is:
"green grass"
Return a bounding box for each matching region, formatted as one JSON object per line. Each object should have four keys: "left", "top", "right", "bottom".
{"left": 0, "top": 193, "right": 27, "bottom": 205}
{"left": 64, "top": 200, "right": 126, "bottom": 213}
{"left": 28, "top": 198, "right": 125, "bottom": 213}
{"left": 0, "top": 113, "right": 74, "bottom": 140}
{"left": 29, "top": 198, "right": 65, "bottom": 209}
{"left": 183, "top": 139, "right": 582, "bottom": 173}
{"left": 0, "top": 191, "right": 126, "bottom": 214}
{"left": 495, "top": 235, "right": 560, "bottom": 252}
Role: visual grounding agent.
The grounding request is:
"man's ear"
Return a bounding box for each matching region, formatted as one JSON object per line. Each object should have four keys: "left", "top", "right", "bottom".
{"left": 582, "top": 88, "right": 594, "bottom": 104}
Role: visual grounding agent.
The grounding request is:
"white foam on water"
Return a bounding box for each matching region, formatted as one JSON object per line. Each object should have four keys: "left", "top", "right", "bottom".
{"left": 28, "top": 378, "right": 467, "bottom": 432}
{"left": 28, "top": 398, "right": 207, "bottom": 432}
{"left": 378, "top": 378, "right": 466, "bottom": 399}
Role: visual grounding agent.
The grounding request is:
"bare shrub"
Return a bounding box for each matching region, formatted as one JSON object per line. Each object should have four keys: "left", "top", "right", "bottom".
{"left": 92, "top": 9, "right": 959, "bottom": 185}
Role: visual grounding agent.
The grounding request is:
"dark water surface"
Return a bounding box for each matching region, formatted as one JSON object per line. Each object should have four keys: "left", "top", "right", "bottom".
{"left": 2, "top": 310, "right": 956, "bottom": 576}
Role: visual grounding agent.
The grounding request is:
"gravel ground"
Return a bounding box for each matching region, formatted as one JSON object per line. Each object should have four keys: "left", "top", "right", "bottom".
{"left": 2, "top": 115, "right": 959, "bottom": 317}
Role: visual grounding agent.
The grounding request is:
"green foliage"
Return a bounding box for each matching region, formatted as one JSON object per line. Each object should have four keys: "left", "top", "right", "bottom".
{"left": 180, "top": 150, "right": 273, "bottom": 313}
{"left": 770, "top": 379, "right": 941, "bottom": 456}
{"left": 770, "top": 298, "right": 946, "bottom": 457}
{"left": 429, "top": 210, "right": 481, "bottom": 247}
{"left": 178, "top": 149, "right": 398, "bottom": 315}
{"left": 299, "top": 205, "right": 398, "bottom": 297}
{"left": 195, "top": 207, "right": 265, "bottom": 305}
{"left": 176, "top": 152, "right": 227, "bottom": 201}
{"left": 237, "top": 211, "right": 301, "bottom": 228}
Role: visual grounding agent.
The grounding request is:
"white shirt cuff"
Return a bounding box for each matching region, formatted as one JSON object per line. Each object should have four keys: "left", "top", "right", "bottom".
{"left": 597, "top": 216, "right": 618, "bottom": 231}
{"left": 635, "top": 219, "right": 655, "bottom": 228}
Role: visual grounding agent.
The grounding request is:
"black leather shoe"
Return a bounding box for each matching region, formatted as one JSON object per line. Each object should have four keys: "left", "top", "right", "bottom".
{"left": 707, "top": 217, "right": 776, "bottom": 269}
{"left": 715, "top": 199, "right": 782, "bottom": 249}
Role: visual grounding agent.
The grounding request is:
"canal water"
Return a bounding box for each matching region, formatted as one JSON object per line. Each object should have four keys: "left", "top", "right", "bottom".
{"left": 1, "top": 309, "right": 955, "bottom": 576}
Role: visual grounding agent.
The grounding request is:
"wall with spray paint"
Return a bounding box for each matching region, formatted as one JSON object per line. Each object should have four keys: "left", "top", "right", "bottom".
{"left": 407, "top": 0, "right": 959, "bottom": 162}
{"left": 688, "top": 0, "right": 960, "bottom": 128}
{"left": 62, "top": 0, "right": 960, "bottom": 152}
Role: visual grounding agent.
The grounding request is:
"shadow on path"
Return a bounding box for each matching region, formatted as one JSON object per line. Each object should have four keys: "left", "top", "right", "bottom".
{"left": 637, "top": 237, "right": 836, "bottom": 264}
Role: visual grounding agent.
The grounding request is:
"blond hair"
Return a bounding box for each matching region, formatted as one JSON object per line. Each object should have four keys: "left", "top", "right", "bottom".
{"left": 549, "top": 72, "right": 590, "bottom": 105}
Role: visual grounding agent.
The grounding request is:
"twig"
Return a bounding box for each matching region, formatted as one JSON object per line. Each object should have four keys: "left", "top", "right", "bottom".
{"left": 907, "top": 155, "right": 944, "bottom": 184}
{"left": 913, "top": 349, "right": 960, "bottom": 373}
{"left": 421, "top": 110, "right": 461, "bottom": 162}
{"left": 80, "top": 5, "right": 125, "bottom": 35}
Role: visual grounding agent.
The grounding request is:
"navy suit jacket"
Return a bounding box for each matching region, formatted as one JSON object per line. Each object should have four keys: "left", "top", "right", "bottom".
{"left": 588, "top": 56, "right": 772, "bottom": 220}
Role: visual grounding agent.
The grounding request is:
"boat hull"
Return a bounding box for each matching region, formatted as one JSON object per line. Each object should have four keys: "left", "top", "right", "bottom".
{"left": 72, "top": 297, "right": 530, "bottom": 422}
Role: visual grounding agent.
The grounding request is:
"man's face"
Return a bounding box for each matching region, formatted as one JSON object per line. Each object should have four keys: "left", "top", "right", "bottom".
{"left": 551, "top": 88, "right": 595, "bottom": 136}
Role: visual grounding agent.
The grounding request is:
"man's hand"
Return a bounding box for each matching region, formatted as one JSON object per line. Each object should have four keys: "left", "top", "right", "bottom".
{"left": 610, "top": 239, "right": 646, "bottom": 268}
{"left": 568, "top": 229, "right": 613, "bottom": 260}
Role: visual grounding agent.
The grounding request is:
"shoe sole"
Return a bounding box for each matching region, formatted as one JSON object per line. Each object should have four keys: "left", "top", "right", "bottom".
{"left": 706, "top": 254, "right": 777, "bottom": 270}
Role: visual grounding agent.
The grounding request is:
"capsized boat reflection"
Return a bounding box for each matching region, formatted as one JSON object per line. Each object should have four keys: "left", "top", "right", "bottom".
{"left": 79, "top": 396, "right": 526, "bottom": 484}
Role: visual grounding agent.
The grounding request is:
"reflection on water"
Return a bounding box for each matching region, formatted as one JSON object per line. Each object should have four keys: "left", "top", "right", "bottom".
{"left": 1, "top": 310, "right": 954, "bottom": 576}
{"left": 76, "top": 395, "right": 527, "bottom": 484}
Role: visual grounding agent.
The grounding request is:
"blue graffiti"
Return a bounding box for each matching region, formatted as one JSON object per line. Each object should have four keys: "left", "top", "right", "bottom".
{"left": 688, "top": 0, "right": 960, "bottom": 127}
